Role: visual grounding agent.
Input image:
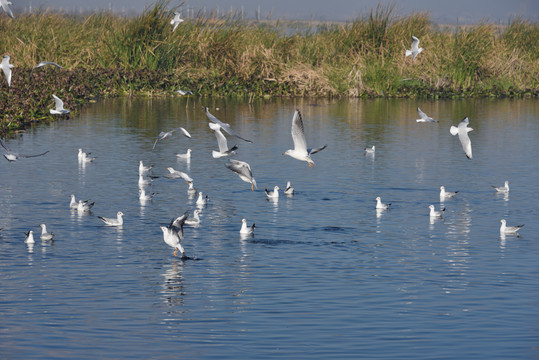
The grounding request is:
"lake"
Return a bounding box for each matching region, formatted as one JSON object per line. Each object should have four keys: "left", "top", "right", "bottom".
{"left": 1, "top": 97, "right": 538, "bottom": 359}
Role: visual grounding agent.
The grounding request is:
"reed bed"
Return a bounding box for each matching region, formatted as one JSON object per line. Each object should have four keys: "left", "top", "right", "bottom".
{"left": 0, "top": 1, "right": 537, "bottom": 133}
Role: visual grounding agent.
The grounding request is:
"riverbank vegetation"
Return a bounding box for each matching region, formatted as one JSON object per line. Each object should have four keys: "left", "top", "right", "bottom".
{"left": 1, "top": 1, "right": 538, "bottom": 133}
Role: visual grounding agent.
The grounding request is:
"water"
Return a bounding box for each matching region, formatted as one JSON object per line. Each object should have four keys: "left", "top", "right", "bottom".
{"left": 1, "top": 97, "right": 538, "bottom": 359}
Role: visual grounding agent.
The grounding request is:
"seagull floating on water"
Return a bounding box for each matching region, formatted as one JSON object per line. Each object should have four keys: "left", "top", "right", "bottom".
{"left": 283, "top": 109, "right": 327, "bottom": 168}
{"left": 450, "top": 117, "right": 473, "bottom": 159}
{"left": 186, "top": 181, "right": 197, "bottom": 196}
{"left": 492, "top": 181, "right": 510, "bottom": 193}
{"left": 240, "top": 218, "right": 255, "bottom": 236}
{"left": 161, "top": 212, "right": 188, "bottom": 257}
{"left": 284, "top": 181, "right": 294, "bottom": 196}
{"left": 176, "top": 149, "right": 192, "bottom": 160}
{"left": 364, "top": 145, "right": 375, "bottom": 154}
{"left": 1, "top": 54, "right": 14, "bottom": 86}
{"left": 205, "top": 107, "right": 252, "bottom": 143}
{"left": 209, "top": 122, "right": 238, "bottom": 158}
{"left": 170, "top": 11, "right": 184, "bottom": 32}
{"left": 375, "top": 196, "right": 391, "bottom": 210}
{"left": 405, "top": 35, "right": 423, "bottom": 63}
{"left": 77, "top": 199, "right": 95, "bottom": 212}
{"left": 139, "top": 188, "right": 155, "bottom": 201}
{"left": 265, "top": 186, "right": 280, "bottom": 199}
{"left": 139, "top": 160, "right": 153, "bottom": 176}
{"left": 429, "top": 205, "right": 445, "bottom": 218}
{"left": 78, "top": 148, "right": 95, "bottom": 163}
{"left": 138, "top": 175, "right": 153, "bottom": 187}
{"left": 440, "top": 186, "right": 458, "bottom": 199}
{"left": 0, "top": 0, "right": 14, "bottom": 18}
{"left": 50, "top": 94, "right": 70, "bottom": 115}
{"left": 39, "top": 224, "right": 54, "bottom": 241}
{"left": 225, "top": 159, "right": 257, "bottom": 190}
{"left": 416, "top": 107, "right": 437, "bottom": 123}
{"left": 1, "top": 138, "right": 49, "bottom": 162}
{"left": 152, "top": 126, "right": 191, "bottom": 150}
{"left": 196, "top": 192, "right": 208, "bottom": 207}
{"left": 98, "top": 211, "right": 124, "bottom": 226}
{"left": 24, "top": 230, "right": 35, "bottom": 244}
{"left": 32, "top": 61, "right": 63, "bottom": 72}
{"left": 185, "top": 210, "right": 201, "bottom": 227}
{"left": 499, "top": 219, "right": 524, "bottom": 235}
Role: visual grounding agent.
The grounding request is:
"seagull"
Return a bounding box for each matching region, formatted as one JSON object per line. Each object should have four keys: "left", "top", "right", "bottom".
{"left": 205, "top": 107, "right": 252, "bottom": 143}
{"left": 375, "top": 196, "right": 391, "bottom": 210}
{"left": 265, "top": 186, "right": 280, "bottom": 199}
{"left": 165, "top": 167, "right": 193, "bottom": 182}
{"left": 139, "top": 161, "right": 153, "bottom": 175}
{"left": 1, "top": 138, "right": 49, "bottom": 162}
{"left": 499, "top": 219, "right": 524, "bottom": 235}
{"left": 0, "top": 0, "right": 14, "bottom": 18}
{"left": 77, "top": 199, "right": 95, "bottom": 212}
{"left": 152, "top": 126, "right": 191, "bottom": 150}
{"left": 440, "top": 186, "right": 458, "bottom": 199}
{"left": 175, "top": 89, "right": 193, "bottom": 95}
{"left": 284, "top": 181, "right": 294, "bottom": 196}
{"left": 283, "top": 109, "right": 327, "bottom": 168}
{"left": 69, "top": 194, "right": 86, "bottom": 210}
{"left": 240, "top": 218, "right": 255, "bottom": 236}
{"left": 1, "top": 54, "right": 14, "bottom": 86}
{"left": 98, "top": 211, "right": 124, "bottom": 226}
{"left": 24, "top": 230, "right": 35, "bottom": 244}
{"left": 450, "top": 117, "right": 473, "bottom": 159}
{"left": 49, "top": 94, "right": 70, "bottom": 115}
{"left": 139, "top": 188, "right": 155, "bottom": 201}
{"left": 138, "top": 175, "right": 153, "bottom": 187}
{"left": 185, "top": 210, "right": 201, "bottom": 227}
{"left": 405, "top": 35, "right": 423, "bottom": 62}
{"left": 186, "top": 181, "right": 197, "bottom": 196}
{"left": 429, "top": 205, "right": 445, "bottom": 218}
{"left": 364, "top": 145, "right": 375, "bottom": 154}
{"left": 176, "top": 149, "right": 192, "bottom": 160}
{"left": 209, "top": 122, "right": 238, "bottom": 158}
{"left": 492, "top": 181, "right": 510, "bottom": 193}
{"left": 31, "top": 61, "right": 63, "bottom": 72}
{"left": 161, "top": 212, "right": 188, "bottom": 257}
{"left": 416, "top": 107, "right": 437, "bottom": 123}
{"left": 225, "top": 159, "right": 257, "bottom": 190}
{"left": 170, "top": 11, "right": 184, "bottom": 32}
{"left": 196, "top": 192, "right": 207, "bottom": 207}
{"left": 39, "top": 224, "right": 54, "bottom": 241}
{"left": 78, "top": 148, "right": 95, "bottom": 163}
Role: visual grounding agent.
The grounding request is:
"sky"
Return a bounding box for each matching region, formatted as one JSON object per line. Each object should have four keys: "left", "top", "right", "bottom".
{"left": 10, "top": 0, "right": 539, "bottom": 23}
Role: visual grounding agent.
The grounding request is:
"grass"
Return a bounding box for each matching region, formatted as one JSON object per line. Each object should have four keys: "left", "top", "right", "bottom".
{"left": 0, "top": 1, "right": 538, "bottom": 133}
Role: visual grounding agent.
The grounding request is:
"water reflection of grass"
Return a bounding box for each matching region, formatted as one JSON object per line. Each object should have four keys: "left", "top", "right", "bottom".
{"left": 0, "top": 1, "right": 537, "bottom": 134}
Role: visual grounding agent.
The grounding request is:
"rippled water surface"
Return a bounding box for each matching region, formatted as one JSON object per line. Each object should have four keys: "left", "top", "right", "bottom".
{"left": 1, "top": 97, "right": 538, "bottom": 359}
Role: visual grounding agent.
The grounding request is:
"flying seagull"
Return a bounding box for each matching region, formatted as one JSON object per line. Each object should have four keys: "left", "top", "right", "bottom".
{"left": 0, "top": 138, "right": 49, "bottom": 162}
{"left": 283, "top": 109, "right": 327, "bottom": 168}
{"left": 161, "top": 211, "right": 189, "bottom": 257}
{"left": 50, "top": 94, "right": 70, "bottom": 115}
{"left": 416, "top": 107, "right": 437, "bottom": 123}
{"left": 1, "top": 55, "right": 14, "bottom": 87}
{"left": 205, "top": 107, "right": 252, "bottom": 143}
{"left": 31, "top": 61, "right": 63, "bottom": 73}
{"left": 152, "top": 126, "right": 191, "bottom": 150}
{"left": 405, "top": 35, "right": 423, "bottom": 62}
{"left": 450, "top": 117, "right": 473, "bottom": 159}
{"left": 209, "top": 122, "right": 238, "bottom": 158}
{"left": 170, "top": 11, "right": 184, "bottom": 32}
{"left": 0, "top": 0, "right": 14, "bottom": 19}
{"left": 225, "top": 159, "right": 257, "bottom": 191}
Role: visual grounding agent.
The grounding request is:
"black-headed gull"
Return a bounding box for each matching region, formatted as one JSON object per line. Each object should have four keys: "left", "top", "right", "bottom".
{"left": 161, "top": 212, "right": 188, "bottom": 257}
{"left": 77, "top": 199, "right": 95, "bottom": 212}
{"left": 170, "top": 11, "right": 184, "bottom": 32}
{"left": 139, "top": 188, "right": 155, "bottom": 201}
{"left": 364, "top": 145, "right": 375, "bottom": 154}
{"left": 205, "top": 107, "right": 252, "bottom": 143}
{"left": 375, "top": 196, "right": 391, "bottom": 210}
{"left": 416, "top": 107, "right": 437, "bottom": 123}
{"left": 428, "top": 205, "right": 445, "bottom": 218}
{"left": 165, "top": 167, "right": 192, "bottom": 182}
{"left": 152, "top": 127, "right": 191, "bottom": 150}
{"left": 1, "top": 138, "right": 49, "bottom": 162}
{"left": 176, "top": 149, "right": 192, "bottom": 160}
{"left": 39, "top": 224, "right": 54, "bottom": 241}
{"left": 1, "top": 54, "right": 14, "bottom": 86}
{"left": 196, "top": 192, "right": 207, "bottom": 206}
{"left": 240, "top": 218, "right": 255, "bottom": 235}
{"left": 492, "top": 181, "right": 509, "bottom": 193}
{"left": 98, "top": 211, "right": 124, "bottom": 226}
{"left": 405, "top": 35, "right": 423, "bottom": 62}
{"left": 176, "top": 89, "right": 193, "bottom": 95}
{"left": 32, "top": 61, "right": 63, "bottom": 72}
{"left": 78, "top": 148, "right": 95, "bottom": 163}
{"left": 499, "top": 219, "right": 524, "bottom": 235}
{"left": 440, "top": 186, "right": 458, "bottom": 199}
{"left": 225, "top": 159, "right": 257, "bottom": 190}
{"left": 284, "top": 181, "right": 294, "bottom": 196}
{"left": 265, "top": 186, "right": 280, "bottom": 199}
{"left": 283, "top": 109, "right": 327, "bottom": 168}
{"left": 450, "top": 117, "right": 473, "bottom": 159}
{"left": 50, "top": 94, "right": 70, "bottom": 115}
{"left": 209, "top": 122, "right": 238, "bottom": 158}
{"left": 24, "top": 230, "right": 35, "bottom": 244}
{"left": 0, "top": 0, "right": 14, "bottom": 18}
{"left": 186, "top": 181, "right": 197, "bottom": 196}
{"left": 139, "top": 160, "right": 153, "bottom": 175}
{"left": 185, "top": 209, "right": 201, "bottom": 227}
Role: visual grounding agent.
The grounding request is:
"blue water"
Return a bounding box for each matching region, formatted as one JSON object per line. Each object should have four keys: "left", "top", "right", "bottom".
{"left": 1, "top": 97, "right": 538, "bottom": 359}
